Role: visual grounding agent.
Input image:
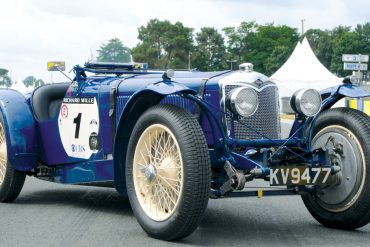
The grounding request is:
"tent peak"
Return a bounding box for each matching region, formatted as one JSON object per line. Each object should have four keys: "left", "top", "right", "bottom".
{"left": 270, "top": 36, "right": 340, "bottom": 97}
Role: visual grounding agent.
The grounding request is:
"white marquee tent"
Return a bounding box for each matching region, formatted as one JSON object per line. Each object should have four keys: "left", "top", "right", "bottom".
{"left": 270, "top": 37, "right": 342, "bottom": 111}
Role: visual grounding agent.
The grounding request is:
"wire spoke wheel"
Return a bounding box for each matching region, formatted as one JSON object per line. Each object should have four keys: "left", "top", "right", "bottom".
{"left": 0, "top": 113, "right": 26, "bottom": 203}
{"left": 0, "top": 122, "right": 7, "bottom": 185}
{"left": 133, "top": 124, "right": 183, "bottom": 221}
{"left": 126, "top": 105, "right": 211, "bottom": 240}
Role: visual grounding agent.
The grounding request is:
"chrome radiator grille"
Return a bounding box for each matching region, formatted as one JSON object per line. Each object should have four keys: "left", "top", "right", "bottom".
{"left": 224, "top": 84, "right": 281, "bottom": 140}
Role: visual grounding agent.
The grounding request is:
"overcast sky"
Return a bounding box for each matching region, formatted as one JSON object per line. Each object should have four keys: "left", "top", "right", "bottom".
{"left": 0, "top": 0, "right": 369, "bottom": 83}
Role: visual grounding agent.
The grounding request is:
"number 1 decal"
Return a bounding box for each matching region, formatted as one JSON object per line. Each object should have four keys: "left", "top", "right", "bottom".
{"left": 73, "top": 113, "right": 82, "bottom": 139}
{"left": 59, "top": 97, "right": 99, "bottom": 159}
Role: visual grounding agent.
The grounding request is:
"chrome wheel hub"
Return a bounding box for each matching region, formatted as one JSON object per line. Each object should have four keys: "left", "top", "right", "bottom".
{"left": 142, "top": 164, "right": 157, "bottom": 183}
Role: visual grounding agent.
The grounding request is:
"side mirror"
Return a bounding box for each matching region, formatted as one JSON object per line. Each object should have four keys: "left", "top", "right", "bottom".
{"left": 47, "top": 61, "right": 66, "bottom": 71}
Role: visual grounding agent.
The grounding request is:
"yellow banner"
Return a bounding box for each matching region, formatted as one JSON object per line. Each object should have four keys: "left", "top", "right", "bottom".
{"left": 47, "top": 61, "right": 65, "bottom": 71}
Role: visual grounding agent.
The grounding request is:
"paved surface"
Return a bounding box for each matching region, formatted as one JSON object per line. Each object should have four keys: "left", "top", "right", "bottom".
{"left": 1, "top": 121, "right": 370, "bottom": 247}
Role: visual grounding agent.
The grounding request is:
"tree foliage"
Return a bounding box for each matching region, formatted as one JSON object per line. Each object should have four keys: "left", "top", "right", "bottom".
{"left": 223, "top": 21, "right": 258, "bottom": 63}
{"left": 329, "top": 26, "right": 359, "bottom": 76}
{"left": 192, "top": 27, "right": 227, "bottom": 71}
{"left": 265, "top": 46, "right": 291, "bottom": 75}
{"left": 129, "top": 19, "right": 369, "bottom": 77}
{"left": 305, "top": 29, "right": 332, "bottom": 68}
{"left": 0, "top": 68, "right": 12, "bottom": 87}
{"left": 355, "top": 23, "right": 370, "bottom": 56}
{"left": 249, "top": 24, "right": 299, "bottom": 74}
{"left": 23, "top": 75, "right": 45, "bottom": 87}
{"left": 132, "top": 19, "right": 193, "bottom": 69}
{"left": 304, "top": 23, "right": 370, "bottom": 77}
{"left": 97, "top": 38, "right": 131, "bottom": 63}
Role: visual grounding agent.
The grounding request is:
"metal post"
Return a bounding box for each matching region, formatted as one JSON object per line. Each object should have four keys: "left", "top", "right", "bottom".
{"left": 188, "top": 52, "right": 191, "bottom": 71}
{"left": 301, "top": 19, "right": 306, "bottom": 36}
{"left": 227, "top": 60, "right": 237, "bottom": 70}
{"left": 358, "top": 54, "right": 362, "bottom": 84}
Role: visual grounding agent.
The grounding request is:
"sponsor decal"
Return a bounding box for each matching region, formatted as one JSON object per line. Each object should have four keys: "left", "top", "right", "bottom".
{"left": 63, "top": 97, "right": 94, "bottom": 104}
{"left": 60, "top": 104, "right": 68, "bottom": 118}
{"left": 89, "top": 132, "right": 100, "bottom": 150}
{"left": 58, "top": 96, "right": 100, "bottom": 159}
{"left": 71, "top": 144, "right": 86, "bottom": 153}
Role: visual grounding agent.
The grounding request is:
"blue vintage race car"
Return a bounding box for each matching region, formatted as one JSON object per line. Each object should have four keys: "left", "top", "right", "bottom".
{"left": 1, "top": 56, "right": 370, "bottom": 241}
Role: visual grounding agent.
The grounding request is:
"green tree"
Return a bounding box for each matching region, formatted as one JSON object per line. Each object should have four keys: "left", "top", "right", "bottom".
{"left": 223, "top": 21, "right": 257, "bottom": 64}
{"left": 249, "top": 24, "right": 299, "bottom": 74}
{"left": 131, "top": 42, "right": 159, "bottom": 68}
{"left": 97, "top": 38, "right": 132, "bottom": 63}
{"left": 23, "top": 76, "right": 45, "bottom": 87}
{"left": 132, "top": 19, "right": 193, "bottom": 69}
{"left": 305, "top": 29, "right": 333, "bottom": 68}
{"left": 192, "top": 27, "right": 227, "bottom": 71}
{"left": 0, "top": 68, "right": 12, "bottom": 87}
{"left": 355, "top": 22, "right": 370, "bottom": 57}
{"left": 23, "top": 76, "right": 37, "bottom": 87}
{"left": 265, "top": 46, "right": 291, "bottom": 75}
{"left": 223, "top": 22, "right": 298, "bottom": 75}
{"left": 330, "top": 26, "right": 362, "bottom": 76}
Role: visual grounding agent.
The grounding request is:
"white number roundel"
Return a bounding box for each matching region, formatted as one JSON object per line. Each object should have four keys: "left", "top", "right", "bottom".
{"left": 58, "top": 97, "right": 100, "bottom": 159}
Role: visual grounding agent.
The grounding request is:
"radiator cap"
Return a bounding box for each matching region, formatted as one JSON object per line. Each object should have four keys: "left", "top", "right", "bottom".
{"left": 239, "top": 63, "right": 253, "bottom": 72}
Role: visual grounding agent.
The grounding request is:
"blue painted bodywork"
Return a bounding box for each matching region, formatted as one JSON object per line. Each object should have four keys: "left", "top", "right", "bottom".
{"left": 112, "top": 73, "right": 227, "bottom": 194}
{"left": 288, "top": 83, "right": 370, "bottom": 145}
{"left": 319, "top": 83, "right": 370, "bottom": 111}
{"left": 51, "top": 160, "right": 114, "bottom": 184}
{"left": 3, "top": 62, "right": 370, "bottom": 197}
{"left": 321, "top": 84, "right": 370, "bottom": 99}
{"left": 0, "top": 89, "right": 37, "bottom": 171}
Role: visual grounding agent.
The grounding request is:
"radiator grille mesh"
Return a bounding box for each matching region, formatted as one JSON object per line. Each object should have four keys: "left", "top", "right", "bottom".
{"left": 224, "top": 84, "right": 280, "bottom": 140}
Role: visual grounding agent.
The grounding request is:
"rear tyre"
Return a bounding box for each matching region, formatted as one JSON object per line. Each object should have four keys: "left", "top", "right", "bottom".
{"left": 126, "top": 105, "right": 211, "bottom": 240}
{"left": 302, "top": 108, "right": 370, "bottom": 229}
{"left": 0, "top": 117, "right": 26, "bottom": 202}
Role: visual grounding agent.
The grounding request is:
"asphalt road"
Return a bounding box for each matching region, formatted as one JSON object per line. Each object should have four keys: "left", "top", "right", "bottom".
{"left": 1, "top": 121, "right": 370, "bottom": 247}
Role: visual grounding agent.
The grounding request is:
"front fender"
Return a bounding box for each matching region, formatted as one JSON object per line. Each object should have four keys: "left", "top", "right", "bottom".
{"left": 320, "top": 84, "right": 370, "bottom": 110}
{"left": 113, "top": 81, "right": 196, "bottom": 194}
{"left": 321, "top": 84, "right": 370, "bottom": 98}
{"left": 0, "top": 89, "right": 37, "bottom": 171}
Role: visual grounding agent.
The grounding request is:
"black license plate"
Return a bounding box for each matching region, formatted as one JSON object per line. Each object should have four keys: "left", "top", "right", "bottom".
{"left": 269, "top": 166, "right": 332, "bottom": 186}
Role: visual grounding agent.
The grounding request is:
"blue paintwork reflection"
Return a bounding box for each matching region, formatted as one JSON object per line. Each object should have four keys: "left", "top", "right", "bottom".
{"left": 0, "top": 89, "right": 37, "bottom": 171}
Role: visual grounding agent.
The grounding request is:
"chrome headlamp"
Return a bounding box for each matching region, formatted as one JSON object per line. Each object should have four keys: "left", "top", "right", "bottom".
{"left": 226, "top": 87, "right": 259, "bottom": 117}
{"left": 290, "top": 88, "right": 322, "bottom": 117}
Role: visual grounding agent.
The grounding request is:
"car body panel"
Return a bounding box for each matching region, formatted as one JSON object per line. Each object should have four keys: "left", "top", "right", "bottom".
{"left": 51, "top": 159, "right": 114, "bottom": 184}
{"left": 1, "top": 70, "right": 228, "bottom": 185}
{"left": 321, "top": 84, "right": 370, "bottom": 99}
{"left": 320, "top": 84, "right": 370, "bottom": 111}
{"left": 112, "top": 72, "right": 228, "bottom": 193}
{"left": 0, "top": 89, "right": 38, "bottom": 171}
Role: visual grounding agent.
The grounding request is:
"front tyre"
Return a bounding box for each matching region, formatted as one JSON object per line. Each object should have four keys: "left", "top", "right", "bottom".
{"left": 126, "top": 105, "right": 211, "bottom": 240}
{"left": 0, "top": 117, "right": 26, "bottom": 202}
{"left": 302, "top": 108, "right": 370, "bottom": 229}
